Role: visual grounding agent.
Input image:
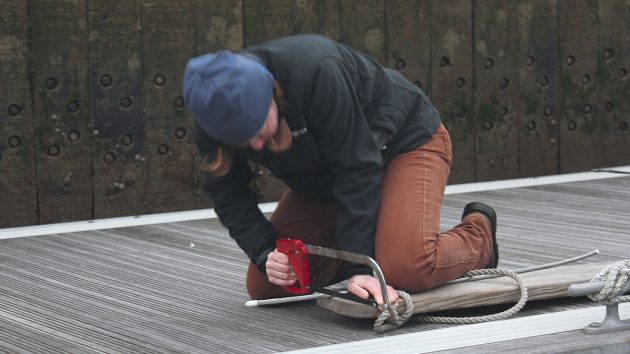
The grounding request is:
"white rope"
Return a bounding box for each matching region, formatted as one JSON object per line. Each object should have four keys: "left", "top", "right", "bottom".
{"left": 587, "top": 260, "right": 630, "bottom": 305}
{"left": 374, "top": 268, "right": 528, "bottom": 333}
{"left": 373, "top": 292, "right": 414, "bottom": 333}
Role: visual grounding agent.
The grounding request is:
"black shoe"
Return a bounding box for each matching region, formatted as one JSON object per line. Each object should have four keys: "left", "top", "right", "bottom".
{"left": 462, "top": 202, "right": 498, "bottom": 268}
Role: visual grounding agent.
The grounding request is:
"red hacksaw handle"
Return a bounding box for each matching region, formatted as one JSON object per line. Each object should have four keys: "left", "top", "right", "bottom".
{"left": 275, "top": 238, "right": 311, "bottom": 295}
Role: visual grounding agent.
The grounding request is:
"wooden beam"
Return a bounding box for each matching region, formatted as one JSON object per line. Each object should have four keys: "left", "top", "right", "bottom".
{"left": 317, "top": 262, "right": 611, "bottom": 318}
{"left": 87, "top": 1, "right": 147, "bottom": 219}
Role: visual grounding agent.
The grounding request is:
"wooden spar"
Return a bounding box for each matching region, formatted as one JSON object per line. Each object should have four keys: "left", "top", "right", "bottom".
{"left": 316, "top": 262, "right": 612, "bottom": 318}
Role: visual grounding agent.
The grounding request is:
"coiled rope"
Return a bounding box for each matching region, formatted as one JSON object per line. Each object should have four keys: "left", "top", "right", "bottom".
{"left": 587, "top": 260, "right": 630, "bottom": 305}
{"left": 373, "top": 268, "right": 528, "bottom": 333}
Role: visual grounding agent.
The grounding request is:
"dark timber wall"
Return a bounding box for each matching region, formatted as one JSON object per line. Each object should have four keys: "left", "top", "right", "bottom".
{"left": 1, "top": 0, "right": 628, "bottom": 227}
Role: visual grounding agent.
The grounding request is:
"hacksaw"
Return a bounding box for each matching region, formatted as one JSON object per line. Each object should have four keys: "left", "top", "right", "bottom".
{"left": 275, "top": 238, "right": 396, "bottom": 316}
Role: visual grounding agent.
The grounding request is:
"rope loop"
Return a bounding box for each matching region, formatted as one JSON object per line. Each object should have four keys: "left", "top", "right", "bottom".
{"left": 373, "top": 268, "right": 528, "bottom": 333}
{"left": 588, "top": 260, "right": 630, "bottom": 305}
{"left": 373, "top": 291, "right": 414, "bottom": 333}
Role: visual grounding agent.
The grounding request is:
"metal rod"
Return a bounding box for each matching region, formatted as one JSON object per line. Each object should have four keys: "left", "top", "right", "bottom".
{"left": 448, "top": 249, "right": 600, "bottom": 284}
{"left": 513, "top": 249, "right": 600, "bottom": 274}
{"left": 315, "top": 287, "right": 377, "bottom": 307}
{"left": 245, "top": 293, "right": 326, "bottom": 307}
{"left": 568, "top": 280, "right": 630, "bottom": 297}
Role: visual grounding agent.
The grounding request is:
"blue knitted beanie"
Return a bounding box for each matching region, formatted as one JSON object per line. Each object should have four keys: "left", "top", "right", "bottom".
{"left": 183, "top": 51, "right": 274, "bottom": 146}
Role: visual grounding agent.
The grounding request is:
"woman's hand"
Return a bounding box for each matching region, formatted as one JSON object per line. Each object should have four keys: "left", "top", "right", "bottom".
{"left": 347, "top": 274, "right": 399, "bottom": 306}
{"left": 265, "top": 248, "right": 297, "bottom": 287}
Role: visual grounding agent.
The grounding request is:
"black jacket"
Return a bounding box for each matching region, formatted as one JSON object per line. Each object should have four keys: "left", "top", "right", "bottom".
{"left": 194, "top": 34, "right": 441, "bottom": 276}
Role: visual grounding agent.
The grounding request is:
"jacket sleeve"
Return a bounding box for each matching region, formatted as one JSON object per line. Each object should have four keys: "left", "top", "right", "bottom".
{"left": 193, "top": 122, "right": 277, "bottom": 273}
{"left": 306, "top": 59, "right": 384, "bottom": 277}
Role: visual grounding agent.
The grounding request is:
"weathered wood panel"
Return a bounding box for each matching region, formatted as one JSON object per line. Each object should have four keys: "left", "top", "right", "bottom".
{"left": 142, "top": 0, "right": 198, "bottom": 214}
{"left": 244, "top": 0, "right": 339, "bottom": 46}
{"left": 196, "top": 0, "right": 243, "bottom": 54}
{"left": 558, "top": 0, "right": 600, "bottom": 173}
{"left": 474, "top": 1, "right": 520, "bottom": 181}
{"left": 193, "top": 0, "right": 245, "bottom": 209}
{"left": 30, "top": 0, "right": 92, "bottom": 224}
{"left": 1, "top": 1, "right": 630, "bottom": 228}
{"left": 0, "top": 1, "right": 36, "bottom": 227}
{"left": 339, "top": 0, "right": 385, "bottom": 63}
{"left": 430, "top": 0, "right": 475, "bottom": 183}
{"left": 88, "top": 1, "right": 147, "bottom": 218}
{"left": 596, "top": 1, "right": 630, "bottom": 167}
{"left": 516, "top": 0, "right": 560, "bottom": 177}
{"left": 385, "top": 0, "right": 431, "bottom": 94}
{"left": 243, "top": 0, "right": 340, "bottom": 202}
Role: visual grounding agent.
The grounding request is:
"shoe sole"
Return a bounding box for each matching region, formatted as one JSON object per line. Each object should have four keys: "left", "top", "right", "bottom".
{"left": 462, "top": 202, "right": 498, "bottom": 268}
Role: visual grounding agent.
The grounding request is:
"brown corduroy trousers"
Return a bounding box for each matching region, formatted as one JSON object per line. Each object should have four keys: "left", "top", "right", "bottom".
{"left": 247, "top": 124, "right": 493, "bottom": 299}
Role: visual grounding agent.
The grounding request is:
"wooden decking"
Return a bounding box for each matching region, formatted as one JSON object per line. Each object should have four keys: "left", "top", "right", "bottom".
{"left": 1, "top": 174, "right": 629, "bottom": 353}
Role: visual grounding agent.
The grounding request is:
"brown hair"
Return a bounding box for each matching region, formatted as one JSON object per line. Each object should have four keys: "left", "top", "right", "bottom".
{"left": 199, "top": 81, "right": 292, "bottom": 176}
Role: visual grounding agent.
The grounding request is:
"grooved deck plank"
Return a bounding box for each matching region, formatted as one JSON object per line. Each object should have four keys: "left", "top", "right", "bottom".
{"left": 0, "top": 177, "right": 629, "bottom": 352}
